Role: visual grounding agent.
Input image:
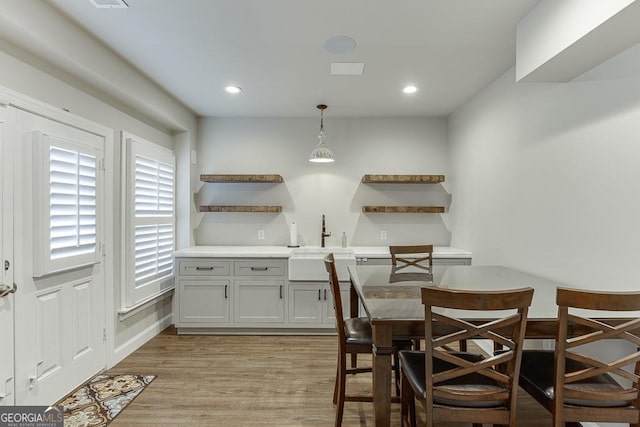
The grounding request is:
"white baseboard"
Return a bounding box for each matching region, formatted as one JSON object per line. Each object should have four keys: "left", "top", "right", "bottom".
{"left": 110, "top": 313, "right": 173, "bottom": 367}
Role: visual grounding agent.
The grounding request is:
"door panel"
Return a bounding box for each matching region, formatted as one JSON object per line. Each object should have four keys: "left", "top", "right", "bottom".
{"left": 72, "top": 279, "right": 93, "bottom": 359}
{"left": 13, "top": 108, "right": 105, "bottom": 405}
{"left": 35, "top": 289, "right": 63, "bottom": 381}
{"left": 0, "top": 104, "right": 15, "bottom": 406}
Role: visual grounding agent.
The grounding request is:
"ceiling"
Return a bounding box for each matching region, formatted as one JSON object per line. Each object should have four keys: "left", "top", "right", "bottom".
{"left": 47, "top": 0, "right": 539, "bottom": 118}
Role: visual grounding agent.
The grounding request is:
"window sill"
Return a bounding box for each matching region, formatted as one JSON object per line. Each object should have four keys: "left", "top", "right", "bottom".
{"left": 118, "top": 287, "right": 174, "bottom": 321}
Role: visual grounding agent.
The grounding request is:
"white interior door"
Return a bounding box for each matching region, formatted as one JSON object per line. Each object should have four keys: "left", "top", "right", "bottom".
{"left": 13, "top": 108, "right": 106, "bottom": 405}
{"left": 0, "top": 103, "right": 15, "bottom": 406}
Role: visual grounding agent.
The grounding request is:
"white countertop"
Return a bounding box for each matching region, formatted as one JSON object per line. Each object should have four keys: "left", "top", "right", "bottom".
{"left": 350, "top": 246, "right": 471, "bottom": 259}
{"left": 173, "top": 246, "right": 294, "bottom": 257}
{"left": 173, "top": 246, "right": 472, "bottom": 259}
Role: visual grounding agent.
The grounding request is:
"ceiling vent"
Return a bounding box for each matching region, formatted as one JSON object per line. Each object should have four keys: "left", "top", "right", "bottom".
{"left": 330, "top": 63, "right": 365, "bottom": 75}
{"left": 88, "top": 0, "right": 129, "bottom": 8}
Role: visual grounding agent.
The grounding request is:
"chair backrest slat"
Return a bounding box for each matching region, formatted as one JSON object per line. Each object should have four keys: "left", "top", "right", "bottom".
{"left": 390, "top": 245, "right": 433, "bottom": 269}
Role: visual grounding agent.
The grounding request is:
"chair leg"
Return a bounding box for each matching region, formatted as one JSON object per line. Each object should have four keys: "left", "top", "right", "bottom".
{"left": 350, "top": 353, "right": 357, "bottom": 368}
{"left": 409, "top": 391, "right": 416, "bottom": 427}
{"left": 335, "top": 351, "right": 347, "bottom": 427}
{"left": 400, "top": 369, "right": 416, "bottom": 427}
{"left": 393, "top": 352, "right": 401, "bottom": 397}
{"left": 332, "top": 356, "right": 339, "bottom": 404}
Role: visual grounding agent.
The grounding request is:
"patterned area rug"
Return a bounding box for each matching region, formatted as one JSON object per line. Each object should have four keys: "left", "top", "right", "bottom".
{"left": 56, "top": 373, "right": 156, "bottom": 426}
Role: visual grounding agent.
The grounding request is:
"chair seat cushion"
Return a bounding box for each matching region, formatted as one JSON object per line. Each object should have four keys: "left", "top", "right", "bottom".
{"left": 342, "top": 318, "right": 418, "bottom": 350}
{"left": 520, "top": 350, "right": 632, "bottom": 408}
{"left": 399, "top": 350, "right": 505, "bottom": 408}
{"left": 344, "top": 317, "right": 373, "bottom": 346}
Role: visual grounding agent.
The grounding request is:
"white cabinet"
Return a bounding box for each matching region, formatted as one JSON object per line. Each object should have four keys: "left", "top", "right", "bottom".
{"left": 176, "top": 259, "right": 231, "bottom": 326}
{"left": 233, "top": 259, "right": 286, "bottom": 324}
{"left": 234, "top": 280, "right": 285, "bottom": 324}
{"left": 288, "top": 282, "right": 350, "bottom": 326}
{"left": 288, "top": 284, "right": 324, "bottom": 324}
{"left": 174, "top": 248, "right": 472, "bottom": 333}
{"left": 179, "top": 279, "right": 230, "bottom": 323}
{"left": 175, "top": 257, "right": 288, "bottom": 332}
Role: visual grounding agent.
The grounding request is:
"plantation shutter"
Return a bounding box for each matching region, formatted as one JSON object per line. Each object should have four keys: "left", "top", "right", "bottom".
{"left": 123, "top": 133, "right": 175, "bottom": 309}
{"left": 33, "top": 132, "right": 102, "bottom": 277}
{"left": 49, "top": 146, "right": 97, "bottom": 259}
{"left": 133, "top": 155, "right": 174, "bottom": 286}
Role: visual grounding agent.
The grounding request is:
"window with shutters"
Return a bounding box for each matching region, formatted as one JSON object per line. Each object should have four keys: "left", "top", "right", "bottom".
{"left": 123, "top": 132, "right": 175, "bottom": 309}
{"left": 33, "top": 132, "right": 102, "bottom": 277}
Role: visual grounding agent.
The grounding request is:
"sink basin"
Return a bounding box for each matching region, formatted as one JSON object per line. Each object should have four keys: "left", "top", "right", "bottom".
{"left": 288, "top": 247, "right": 356, "bottom": 281}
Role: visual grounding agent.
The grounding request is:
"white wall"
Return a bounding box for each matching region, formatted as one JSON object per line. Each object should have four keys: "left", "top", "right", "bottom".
{"left": 449, "top": 45, "right": 640, "bottom": 427}
{"left": 0, "top": 4, "right": 198, "bottom": 363}
{"left": 196, "top": 117, "right": 450, "bottom": 247}
{"left": 449, "top": 50, "right": 640, "bottom": 289}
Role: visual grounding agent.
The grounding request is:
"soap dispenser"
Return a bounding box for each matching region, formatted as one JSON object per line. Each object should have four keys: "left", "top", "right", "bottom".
{"left": 341, "top": 232, "right": 347, "bottom": 248}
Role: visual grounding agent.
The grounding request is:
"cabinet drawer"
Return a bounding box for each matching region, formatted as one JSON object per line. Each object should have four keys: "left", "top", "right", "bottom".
{"left": 234, "top": 260, "right": 285, "bottom": 276}
{"left": 179, "top": 260, "right": 230, "bottom": 276}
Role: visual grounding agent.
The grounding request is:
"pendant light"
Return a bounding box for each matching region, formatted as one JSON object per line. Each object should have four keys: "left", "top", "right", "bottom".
{"left": 309, "top": 104, "right": 335, "bottom": 163}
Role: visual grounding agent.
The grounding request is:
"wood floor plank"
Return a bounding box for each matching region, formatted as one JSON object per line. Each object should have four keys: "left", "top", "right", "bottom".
{"left": 107, "top": 327, "right": 552, "bottom": 426}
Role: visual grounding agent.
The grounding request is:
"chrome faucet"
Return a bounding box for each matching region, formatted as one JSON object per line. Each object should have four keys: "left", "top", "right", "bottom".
{"left": 321, "top": 214, "right": 331, "bottom": 248}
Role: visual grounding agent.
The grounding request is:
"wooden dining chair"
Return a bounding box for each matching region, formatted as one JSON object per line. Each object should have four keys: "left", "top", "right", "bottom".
{"left": 399, "top": 286, "right": 534, "bottom": 427}
{"left": 389, "top": 245, "right": 433, "bottom": 269}
{"left": 389, "top": 245, "right": 436, "bottom": 351}
{"left": 323, "top": 253, "right": 411, "bottom": 427}
{"left": 519, "top": 287, "right": 640, "bottom": 427}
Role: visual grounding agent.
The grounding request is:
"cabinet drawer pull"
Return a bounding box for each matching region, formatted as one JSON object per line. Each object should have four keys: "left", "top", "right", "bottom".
{"left": 318, "top": 289, "right": 321, "bottom": 301}
{"left": 250, "top": 266, "right": 268, "bottom": 271}
{"left": 279, "top": 285, "right": 283, "bottom": 299}
{"left": 224, "top": 284, "right": 228, "bottom": 299}
{"left": 196, "top": 266, "right": 214, "bottom": 271}
{"left": 324, "top": 289, "right": 327, "bottom": 300}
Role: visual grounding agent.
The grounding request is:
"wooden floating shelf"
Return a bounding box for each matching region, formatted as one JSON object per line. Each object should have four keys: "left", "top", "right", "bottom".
{"left": 199, "top": 205, "right": 282, "bottom": 213}
{"left": 200, "top": 174, "right": 284, "bottom": 183}
{"left": 362, "top": 174, "right": 445, "bottom": 184}
{"left": 362, "top": 206, "right": 445, "bottom": 214}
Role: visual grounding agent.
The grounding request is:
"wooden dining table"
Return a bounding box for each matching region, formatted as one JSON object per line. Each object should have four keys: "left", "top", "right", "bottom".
{"left": 347, "top": 264, "right": 634, "bottom": 427}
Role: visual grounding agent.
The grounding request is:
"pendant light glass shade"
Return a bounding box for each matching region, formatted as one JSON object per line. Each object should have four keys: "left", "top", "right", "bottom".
{"left": 309, "top": 104, "right": 335, "bottom": 163}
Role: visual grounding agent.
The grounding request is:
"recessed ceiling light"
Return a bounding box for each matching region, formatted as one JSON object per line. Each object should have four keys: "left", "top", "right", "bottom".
{"left": 402, "top": 85, "right": 419, "bottom": 94}
{"left": 225, "top": 86, "right": 242, "bottom": 94}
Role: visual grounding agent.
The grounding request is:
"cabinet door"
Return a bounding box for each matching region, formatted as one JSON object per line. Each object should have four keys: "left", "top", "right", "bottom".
{"left": 324, "top": 283, "right": 351, "bottom": 325}
{"left": 178, "top": 280, "right": 230, "bottom": 324}
{"left": 234, "top": 280, "right": 285, "bottom": 323}
{"left": 288, "top": 283, "right": 323, "bottom": 324}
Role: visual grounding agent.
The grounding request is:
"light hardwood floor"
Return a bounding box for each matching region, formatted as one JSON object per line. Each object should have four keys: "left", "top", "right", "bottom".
{"left": 108, "top": 327, "right": 552, "bottom": 426}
